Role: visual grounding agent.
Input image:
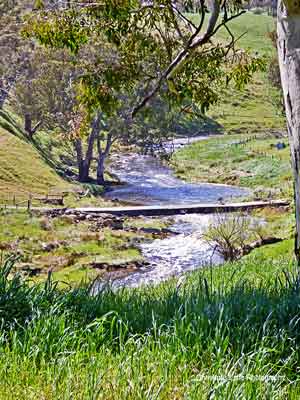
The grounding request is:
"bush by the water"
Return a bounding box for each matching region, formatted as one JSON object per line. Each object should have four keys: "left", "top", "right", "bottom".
{"left": 1, "top": 255, "right": 300, "bottom": 398}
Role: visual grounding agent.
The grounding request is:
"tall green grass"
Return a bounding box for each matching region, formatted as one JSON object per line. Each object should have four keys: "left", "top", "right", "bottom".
{"left": 1, "top": 254, "right": 300, "bottom": 399}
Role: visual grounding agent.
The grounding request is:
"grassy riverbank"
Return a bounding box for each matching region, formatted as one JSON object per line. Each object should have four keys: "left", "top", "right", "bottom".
{"left": 1, "top": 254, "right": 300, "bottom": 399}
{"left": 0, "top": 210, "right": 174, "bottom": 286}
{"left": 172, "top": 134, "right": 292, "bottom": 200}
{"left": 171, "top": 132, "right": 295, "bottom": 259}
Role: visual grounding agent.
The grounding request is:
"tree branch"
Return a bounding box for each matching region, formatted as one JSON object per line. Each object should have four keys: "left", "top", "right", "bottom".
{"left": 131, "top": 3, "right": 246, "bottom": 118}
{"left": 31, "top": 120, "right": 43, "bottom": 134}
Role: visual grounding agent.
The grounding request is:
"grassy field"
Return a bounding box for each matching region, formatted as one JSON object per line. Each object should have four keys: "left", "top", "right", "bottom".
{"left": 1, "top": 254, "right": 300, "bottom": 399}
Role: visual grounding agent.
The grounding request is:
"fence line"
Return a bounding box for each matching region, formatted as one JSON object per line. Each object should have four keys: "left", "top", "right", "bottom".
{"left": 1, "top": 191, "right": 65, "bottom": 212}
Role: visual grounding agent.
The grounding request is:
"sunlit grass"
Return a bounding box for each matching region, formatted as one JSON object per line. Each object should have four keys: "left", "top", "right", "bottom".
{"left": 0, "top": 211, "right": 143, "bottom": 286}
{"left": 172, "top": 134, "right": 292, "bottom": 198}
{"left": 1, "top": 254, "right": 300, "bottom": 398}
{"left": 185, "top": 12, "right": 284, "bottom": 134}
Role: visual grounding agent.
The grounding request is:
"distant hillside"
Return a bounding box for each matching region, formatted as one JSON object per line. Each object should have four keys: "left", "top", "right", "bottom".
{"left": 187, "top": 12, "right": 285, "bottom": 134}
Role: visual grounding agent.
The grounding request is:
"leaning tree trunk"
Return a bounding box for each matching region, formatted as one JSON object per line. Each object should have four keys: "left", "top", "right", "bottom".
{"left": 96, "top": 155, "right": 105, "bottom": 185}
{"left": 278, "top": 0, "right": 300, "bottom": 263}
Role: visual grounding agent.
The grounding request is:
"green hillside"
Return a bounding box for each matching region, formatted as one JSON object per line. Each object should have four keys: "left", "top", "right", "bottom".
{"left": 188, "top": 12, "right": 285, "bottom": 134}
{"left": 0, "top": 110, "right": 76, "bottom": 203}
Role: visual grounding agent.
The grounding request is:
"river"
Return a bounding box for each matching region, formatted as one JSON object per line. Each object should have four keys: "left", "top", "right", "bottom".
{"left": 102, "top": 137, "right": 248, "bottom": 288}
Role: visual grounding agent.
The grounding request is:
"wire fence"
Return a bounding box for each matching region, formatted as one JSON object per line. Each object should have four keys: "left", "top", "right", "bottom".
{"left": 0, "top": 192, "right": 65, "bottom": 212}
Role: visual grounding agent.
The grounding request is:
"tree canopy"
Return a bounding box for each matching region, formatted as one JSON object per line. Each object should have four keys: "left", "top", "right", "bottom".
{"left": 25, "top": 0, "right": 264, "bottom": 122}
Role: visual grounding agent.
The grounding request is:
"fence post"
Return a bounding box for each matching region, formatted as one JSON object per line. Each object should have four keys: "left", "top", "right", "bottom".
{"left": 27, "top": 195, "right": 32, "bottom": 213}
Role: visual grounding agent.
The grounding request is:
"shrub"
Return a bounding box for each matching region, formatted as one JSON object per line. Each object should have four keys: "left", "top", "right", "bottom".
{"left": 203, "top": 213, "right": 251, "bottom": 261}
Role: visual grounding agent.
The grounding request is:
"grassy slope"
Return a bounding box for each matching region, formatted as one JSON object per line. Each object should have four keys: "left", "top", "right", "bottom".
{"left": 172, "top": 12, "right": 293, "bottom": 260}
{"left": 0, "top": 110, "right": 74, "bottom": 202}
{"left": 172, "top": 13, "right": 290, "bottom": 195}
{"left": 0, "top": 110, "right": 114, "bottom": 207}
{"left": 188, "top": 12, "right": 284, "bottom": 134}
{"left": 1, "top": 254, "right": 300, "bottom": 398}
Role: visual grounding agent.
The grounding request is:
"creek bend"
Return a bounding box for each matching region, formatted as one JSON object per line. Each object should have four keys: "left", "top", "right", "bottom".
{"left": 101, "top": 138, "right": 248, "bottom": 288}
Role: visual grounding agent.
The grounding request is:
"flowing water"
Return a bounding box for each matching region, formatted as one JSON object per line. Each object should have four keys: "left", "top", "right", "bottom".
{"left": 101, "top": 138, "right": 248, "bottom": 288}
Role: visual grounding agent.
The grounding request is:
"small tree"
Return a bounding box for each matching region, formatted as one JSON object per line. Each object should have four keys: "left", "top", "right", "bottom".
{"left": 203, "top": 213, "right": 251, "bottom": 261}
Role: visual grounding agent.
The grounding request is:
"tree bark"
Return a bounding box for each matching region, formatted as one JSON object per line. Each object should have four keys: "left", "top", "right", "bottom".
{"left": 96, "top": 155, "right": 105, "bottom": 185}
{"left": 74, "top": 138, "right": 90, "bottom": 182}
{"left": 96, "top": 131, "right": 112, "bottom": 185}
{"left": 0, "top": 88, "right": 8, "bottom": 109}
{"left": 24, "top": 113, "right": 33, "bottom": 137}
{"left": 277, "top": 1, "right": 300, "bottom": 263}
{"left": 0, "top": 76, "right": 16, "bottom": 109}
{"left": 73, "top": 112, "right": 102, "bottom": 183}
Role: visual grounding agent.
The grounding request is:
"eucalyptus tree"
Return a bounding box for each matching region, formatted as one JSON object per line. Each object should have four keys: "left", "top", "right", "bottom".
{"left": 24, "top": 1, "right": 264, "bottom": 186}
{"left": 278, "top": 0, "right": 300, "bottom": 262}
{"left": 26, "top": 0, "right": 262, "bottom": 120}
{"left": 0, "top": 0, "right": 34, "bottom": 109}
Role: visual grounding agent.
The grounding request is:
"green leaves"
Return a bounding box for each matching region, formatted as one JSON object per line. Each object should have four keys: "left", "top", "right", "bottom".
{"left": 34, "top": 0, "right": 44, "bottom": 10}
{"left": 24, "top": 12, "right": 89, "bottom": 55}
{"left": 227, "top": 53, "right": 267, "bottom": 90}
{"left": 24, "top": 2, "right": 261, "bottom": 120}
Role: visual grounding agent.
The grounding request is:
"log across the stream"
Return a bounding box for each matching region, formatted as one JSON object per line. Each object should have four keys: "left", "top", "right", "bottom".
{"left": 2, "top": 199, "right": 289, "bottom": 216}
{"left": 52, "top": 199, "right": 289, "bottom": 217}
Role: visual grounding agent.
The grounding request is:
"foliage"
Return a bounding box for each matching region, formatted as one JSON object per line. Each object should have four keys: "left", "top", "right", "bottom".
{"left": 24, "top": 1, "right": 265, "bottom": 121}
{"left": 11, "top": 47, "right": 77, "bottom": 135}
{"left": 0, "top": 1, "right": 35, "bottom": 108}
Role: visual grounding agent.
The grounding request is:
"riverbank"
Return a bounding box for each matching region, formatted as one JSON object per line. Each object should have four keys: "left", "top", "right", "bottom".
{"left": 0, "top": 209, "right": 174, "bottom": 285}
{"left": 171, "top": 132, "right": 295, "bottom": 259}
{"left": 2, "top": 134, "right": 293, "bottom": 287}
{"left": 172, "top": 133, "right": 291, "bottom": 200}
{"left": 1, "top": 254, "right": 299, "bottom": 398}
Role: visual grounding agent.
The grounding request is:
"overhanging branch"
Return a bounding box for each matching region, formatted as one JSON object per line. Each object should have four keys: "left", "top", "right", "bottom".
{"left": 132, "top": 1, "right": 245, "bottom": 118}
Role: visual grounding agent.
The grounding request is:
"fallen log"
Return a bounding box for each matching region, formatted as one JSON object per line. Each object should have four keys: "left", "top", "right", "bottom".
{"left": 239, "top": 237, "right": 283, "bottom": 257}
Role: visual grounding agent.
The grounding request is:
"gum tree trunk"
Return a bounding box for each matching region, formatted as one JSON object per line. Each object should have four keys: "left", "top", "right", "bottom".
{"left": 96, "top": 131, "right": 112, "bottom": 185}
{"left": 278, "top": 0, "right": 300, "bottom": 262}
{"left": 74, "top": 113, "right": 102, "bottom": 183}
